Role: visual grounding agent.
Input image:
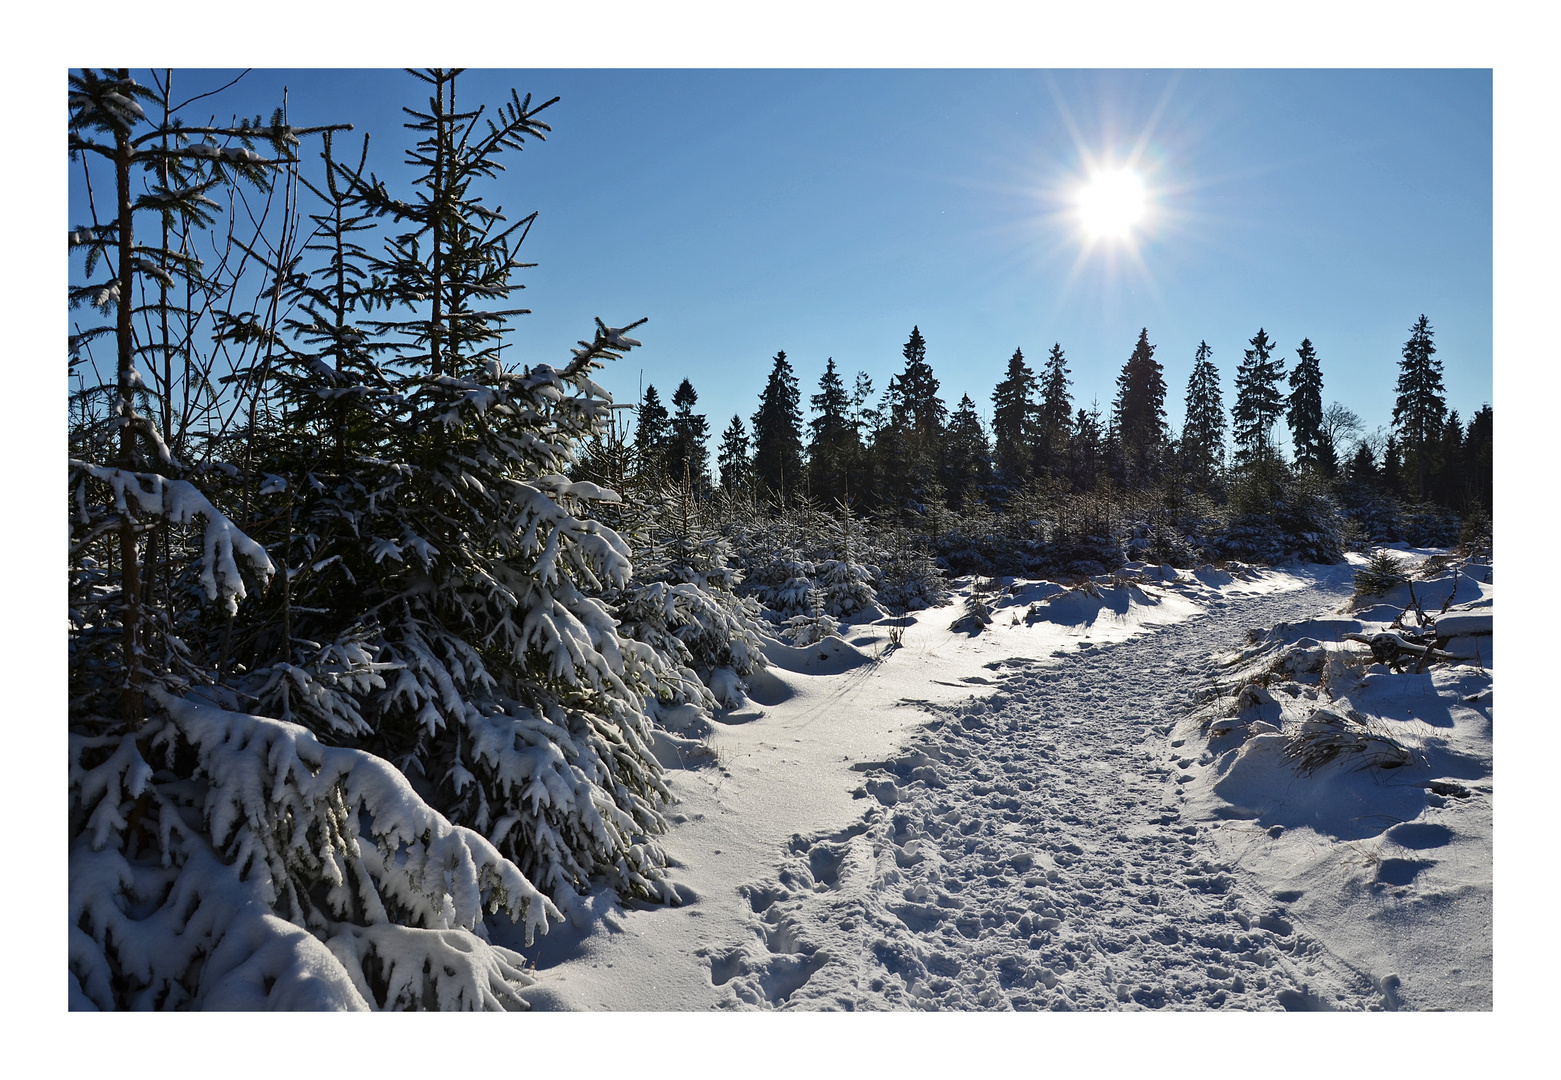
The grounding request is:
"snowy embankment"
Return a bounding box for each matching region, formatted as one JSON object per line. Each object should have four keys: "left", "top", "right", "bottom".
{"left": 1178, "top": 548, "right": 1493, "bottom": 1010}
{"left": 508, "top": 559, "right": 1471, "bottom": 1010}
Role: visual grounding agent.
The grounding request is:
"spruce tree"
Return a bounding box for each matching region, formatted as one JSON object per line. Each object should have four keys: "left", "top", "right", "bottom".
{"left": 878, "top": 326, "right": 948, "bottom": 511}
{"left": 667, "top": 377, "right": 711, "bottom": 490}
{"left": 1392, "top": 314, "right": 1446, "bottom": 501}
{"left": 71, "top": 69, "right": 630, "bottom": 1012}
{"left": 358, "top": 69, "right": 555, "bottom": 381}
{"left": 1287, "top": 338, "right": 1325, "bottom": 471}
{"left": 848, "top": 371, "right": 884, "bottom": 504}
{"left": 887, "top": 325, "right": 947, "bottom": 436}
{"left": 1464, "top": 405, "right": 1493, "bottom": 514}
{"left": 991, "top": 347, "right": 1038, "bottom": 486}
{"left": 634, "top": 383, "right": 671, "bottom": 480}
{"left": 717, "top": 414, "right": 753, "bottom": 496}
{"left": 1181, "top": 340, "right": 1226, "bottom": 488}
{"left": 1231, "top": 327, "right": 1287, "bottom": 466}
{"left": 1431, "top": 408, "right": 1464, "bottom": 510}
{"left": 751, "top": 350, "right": 805, "bottom": 498}
{"left": 850, "top": 371, "right": 882, "bottom": 440}
{"left": 250, "top": 69, "right": 676, "bottom": 912}
{"left": 1037, "top": 342, "right": 1074, "bottom": 471}
{"left": 1069, "top": 400, "right": 1106, "bottom": 493}
{"left": 1111, "top": 328, "right": 1168, "bottom": 486}
{"left": 942, "top": 394, "right": 993, "bottom": 507}
{"left": 808, "top": 357, "right": 858, "bottom": 505}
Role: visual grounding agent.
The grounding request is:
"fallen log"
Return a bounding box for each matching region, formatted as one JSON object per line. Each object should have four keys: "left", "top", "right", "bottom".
{"left": 1343, "top": 631, "right": 1460, "bottom": 666}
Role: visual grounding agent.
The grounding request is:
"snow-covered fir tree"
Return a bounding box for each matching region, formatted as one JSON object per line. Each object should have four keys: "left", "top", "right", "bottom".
{"left": 69, "top": 68, "right": 691, "bottom": 1011}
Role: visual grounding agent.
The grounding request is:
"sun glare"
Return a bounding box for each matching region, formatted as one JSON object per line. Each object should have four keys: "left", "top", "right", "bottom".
{"left": 1076, "top": 168, "right": 1148, "bottom": 241}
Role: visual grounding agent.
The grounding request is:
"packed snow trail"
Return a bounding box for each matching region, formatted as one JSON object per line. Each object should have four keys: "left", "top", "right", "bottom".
{"left": 707, "top": 570, "right": 1387, "bottom": 1010}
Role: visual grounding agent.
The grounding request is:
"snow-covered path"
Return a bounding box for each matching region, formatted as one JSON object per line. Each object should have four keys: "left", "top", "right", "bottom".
{"left": 707, "top": 570, "right": 1387, "bottom": 1011}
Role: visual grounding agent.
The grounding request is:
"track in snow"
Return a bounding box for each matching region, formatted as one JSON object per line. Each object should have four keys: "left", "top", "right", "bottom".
{"left": 704, "top": 572, "right": 1393, "bottom": 1011}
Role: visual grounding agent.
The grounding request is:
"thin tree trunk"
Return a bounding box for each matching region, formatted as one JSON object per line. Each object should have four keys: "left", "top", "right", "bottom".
{"left": 114, "top": 102, "right": 143, "bottom": 726}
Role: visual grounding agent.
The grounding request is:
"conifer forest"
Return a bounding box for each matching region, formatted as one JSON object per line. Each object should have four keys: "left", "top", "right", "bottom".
{"left": 67, "top": 69, "right": 1494, "bottom": 1013}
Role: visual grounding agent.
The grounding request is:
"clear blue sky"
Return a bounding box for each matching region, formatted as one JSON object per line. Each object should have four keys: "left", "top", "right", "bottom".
{"left": 74, "top": 68, "right": 1492, "bottom": 448}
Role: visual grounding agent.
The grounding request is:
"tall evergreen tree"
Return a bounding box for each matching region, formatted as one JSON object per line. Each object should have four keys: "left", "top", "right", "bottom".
{"left": 1392, "top": 314, "right": 1446, "bottom": 501}
{"left": 807, "top": 357, "right": 859, "bottom": 505}
{"left": 877, "top": 327, "right": 948, "bottom": 512}
{"left": 634, "top": 383, "right": 671, "bottom": 480}
{"left": 991, "top": 347, "right": 1038, "bottom": 485}
{"left": 1287, "top": 337, "right": 1325, "bottom": 471}
{"left": 69, "top": 69, "right": 679, "bottom": 1010}
{"left": 1181, "top": 340, "right": 1226, "bottom": 488}
{"left": 887, "top": 325, "right": 947, "bottom": 435}
{"left": 751, "top": 350, "right": 804, "bottom": 498}
{"left": 1068, "top": 400, "right": 1106, "bottom": 494}
{"left": 1231, "top": 327, "right": 1287, "bottom": 466}
{"left": 666, "top": 377, "right": 711, "bottom": 489}
{"left": 1382, "top": 436, "right": 1405, "bottom": 496}
{"left": 850, "top": 371, "right": 882, "bottom": 435}
{"left": 249, "top": 69, "right": 675, "bottom": 910}
{"left": 1430, "top": 408, "right": 1464, "bottom": 510}
{"left": 848, "top": 371, "right": 884, "bottom": 504}
{"left": 716, "top": 414, "right": 752, "bottom": 496}
{"left": 942, "top": 394, "right": 993, "bottom": 507}
{"left": 1111, "top": 328, "right": 1168, "bottom": 486}
{"left": 1037, "top": 342, "right": 1074, "bottom": 467}
{"left": 1464, "top": 405, "right": 1493, "bottom": 514}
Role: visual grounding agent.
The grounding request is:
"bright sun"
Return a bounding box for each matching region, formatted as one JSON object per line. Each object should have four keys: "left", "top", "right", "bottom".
{"left": 1076, "top": 168, "right": 1148, "bottom": 241}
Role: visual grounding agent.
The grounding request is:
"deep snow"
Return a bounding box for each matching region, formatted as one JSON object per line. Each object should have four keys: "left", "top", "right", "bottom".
{"left": 500, "top": 557, "right": 1493, "bottom": 1011}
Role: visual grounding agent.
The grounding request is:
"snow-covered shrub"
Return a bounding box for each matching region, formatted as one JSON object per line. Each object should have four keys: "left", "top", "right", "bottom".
{"left": 1049, "top": 533, "right": 1124, "bottom": 578}
{"left": 1458, "top": 509, "right": 1492, "bottom": 555}
{"left": 1216, "top": 463, "right": 1344, "bottom": 565}
{"left": 1336, "top": 486, "right": 1403, "bottom": 544}
{"left": 873, "top": 531, "right": 950, "bottom": 612}
{"left": 1398, "top": 501, "right": 1461, "bottom": 547}
{"left": 751, "top": 547, "right": 822, "bottom": 618}
{"left": 815, "top": 555, "right": 878, "bottom": 616}
{"left": 1353, "top": 551, "right": 1409, "bottom": 597}
{"left": 611, "top": 488, "right": 771, "bottom": 709}
{"left": 70, "top": 692, "right": 557, "bottom": 1010}
{"left": 812, "top": 507, "right": 880, "bottom": 617}
{"left": 785, "top": 611, "right": 841, "bottom": 646}
{"left": 951, "top": 582, "right": 994, "bottom": 632}
{"left": 237, "top": 339, "right": 681, "bottom": 910}
{"left": 1283, "top": 708, "right": 1417, "bottom": 775}
{"left": 1122, "top": 519, "right": 1203, "bottom": 567}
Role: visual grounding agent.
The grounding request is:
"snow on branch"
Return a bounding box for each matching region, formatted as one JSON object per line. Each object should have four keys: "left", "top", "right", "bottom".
{"left": 70, "top": 461, "right": 274, "bottom": 613}
{"left": 70, "top": 691, "right": 563, "bottom": 1009}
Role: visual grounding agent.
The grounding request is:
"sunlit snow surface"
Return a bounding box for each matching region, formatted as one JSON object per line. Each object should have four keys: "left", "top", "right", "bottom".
{"left": 504, "top": 554, "right": 1490, "bottom": 1011}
